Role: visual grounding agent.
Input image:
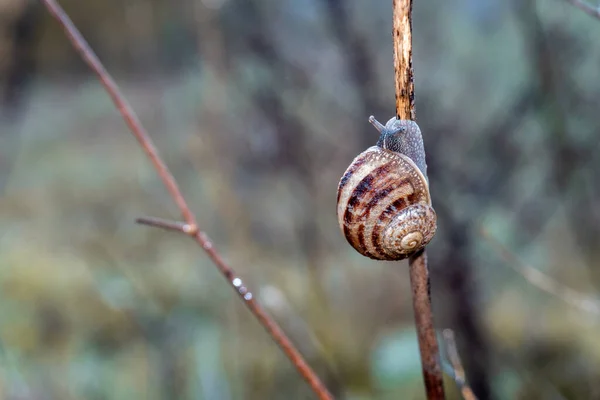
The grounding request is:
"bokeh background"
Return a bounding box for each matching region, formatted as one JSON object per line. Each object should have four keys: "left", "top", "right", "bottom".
{"left": 1, "top": 0, "right": 600, "bottom": 399}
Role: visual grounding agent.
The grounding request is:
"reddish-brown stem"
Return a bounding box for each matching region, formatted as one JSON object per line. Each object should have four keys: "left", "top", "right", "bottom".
{"left": 41, "top": 1, "right": 333, "bottom": 398}
{"left": 393, "top": 0, "right": 445, "bottom": 398}
{"left": 408, "top": 251, "right": 445, "bottom": 399}
{"left": 136, "top": 216, "right": 198, "bottom": 234}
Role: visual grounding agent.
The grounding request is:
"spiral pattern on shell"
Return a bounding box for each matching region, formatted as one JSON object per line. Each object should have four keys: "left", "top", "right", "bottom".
{"left": 336, "top": 146, "right": 437, "bottom": 260}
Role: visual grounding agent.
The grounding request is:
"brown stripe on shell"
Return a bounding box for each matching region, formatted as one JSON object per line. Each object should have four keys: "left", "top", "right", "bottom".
{"left": 338, "top": 149, "right": 384, "bottom": 250}
{"left": 371, "top": 192, "right": 418, "bottom": 259}
{"left": 356, "top": 176, "right": 413, "bottom": 259}
{"left": 343, "top": 174, "right": 375, "bottom": 225}
{"left": 342, "top": 173, "right": 375, "bottom": 250}
{"left": 356, "top": 224, "right": 365, "bottom": 253}
{"left": 370, "top": 196, "right": 411, "bottom": 258}
{"left": 343, "top": 163, "right": 412, "bottom": 258}
{"left": 336, "top": 146, "right": 433, "bottom": 260}
{"left": 361, "top": 170, "right": 402, "bottom": 212}
{"left": 344, "top": 163, "right": 396, "bottom": 220}
{"left": 342, "top": 163, "right": 398, "bottom": 251}
{"left": 337, "top": 155, "right": 368, "bottom": 203}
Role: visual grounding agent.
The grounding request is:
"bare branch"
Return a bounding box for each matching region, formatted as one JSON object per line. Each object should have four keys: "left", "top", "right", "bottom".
{"left": 136, "top": 216, "right": 198, "bottom": 235}
{"left": 393, "top": 0, "right": 445, "bottom": 398}
{"left": 40, "top": 1, "right": 333, "bottom": 398}
{"left": 393, "top": 0, "right": 416, "bottom": 121}
{"left": 408, "top": 251, "right": 446, "bottom": 399}
{"left": 442, "top": 330, "right": 478, "bottom": 400}
{"left": 564, "top": 0, "right": 600, "bottom": 19}
{"left": 480, "top": 227, "right": 600, "bottom": 316}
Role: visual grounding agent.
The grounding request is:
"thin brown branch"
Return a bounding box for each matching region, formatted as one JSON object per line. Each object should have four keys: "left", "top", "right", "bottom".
{"left": 480, "top": 228, "right": 600, "bottom": 316}
{"left": 136, "top": 216, "right": 198, "bottom": 235}
{"left": 408, "top": 251, "right": 446, "bottom": 399}
{"left": 393, "top": 1, "right": 445, "bottom": 398}
{"left": 442, "top": 330, "right": 478, "bottom": 400}
{"left": 393, "top": 0, "right": 416, "bottom": 121}
{"left": 40, "top": 1, "right": 333, "bottom": 398}
{"left": 564, "top": 0, "right": 600, "bottom": 19}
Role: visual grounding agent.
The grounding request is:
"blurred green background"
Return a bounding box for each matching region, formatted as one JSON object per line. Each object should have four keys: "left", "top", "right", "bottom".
{"left": 1, "top": 0, "right": 600, "bottom": 399}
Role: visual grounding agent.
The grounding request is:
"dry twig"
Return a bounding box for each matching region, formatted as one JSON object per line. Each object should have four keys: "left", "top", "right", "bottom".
{"left": 442, "top": 330, "right": 478, "bottom": 400}
{"left": 393, "top": 0, "right": 445, "bottom": 398}
{"left": 480, "top": 228, "right": 600, "bottom": 316}
{"left": 563, "top": 0, "right": 600, "bottom": 19}
{"left": 40, "top": 1, "right": 333, "bottom": 398}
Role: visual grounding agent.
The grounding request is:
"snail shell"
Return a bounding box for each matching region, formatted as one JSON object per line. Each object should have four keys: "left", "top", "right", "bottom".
{"left": 336, "top": 116, "right": 437, "bottom": 260}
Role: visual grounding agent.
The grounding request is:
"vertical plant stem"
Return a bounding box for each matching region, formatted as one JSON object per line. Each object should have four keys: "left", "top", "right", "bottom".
{"left": 409, "top": 250, "right": 445, "bottom": 400}
{"left": 40, "top": 1, "right": 333, "bottom": 398}
{"left": 408, "top": 251, "right": 445, "bottom": 399}
{"left": 393, "top": 0, "right": 416, "bottom": 121}
{"left": 392, "top": 1, "right": 446, "bottom": 398}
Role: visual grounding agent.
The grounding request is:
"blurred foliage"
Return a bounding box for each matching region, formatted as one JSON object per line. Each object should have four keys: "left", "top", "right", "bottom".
{"left": 1, "top": 0, "right": 600, "bottom": 399}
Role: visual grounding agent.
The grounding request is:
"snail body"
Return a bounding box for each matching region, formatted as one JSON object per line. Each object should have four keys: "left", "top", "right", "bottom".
{"left": 336, "top": 116, "right": 436, "bottom": 261}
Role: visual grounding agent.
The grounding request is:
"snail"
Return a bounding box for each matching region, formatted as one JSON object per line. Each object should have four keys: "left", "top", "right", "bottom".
{"left": 336, "top": 116, "right": 437, "bottom": 260}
